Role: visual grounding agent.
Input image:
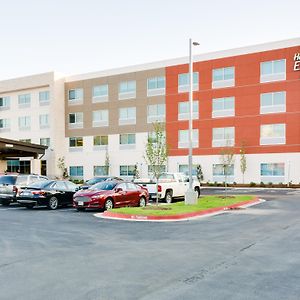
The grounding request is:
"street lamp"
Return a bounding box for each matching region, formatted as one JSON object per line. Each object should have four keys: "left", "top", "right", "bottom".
{"left": 185, "top": 38, "right": 199, "bottom": 205}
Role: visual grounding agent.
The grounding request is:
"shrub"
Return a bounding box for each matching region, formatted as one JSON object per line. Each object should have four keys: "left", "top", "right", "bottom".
{"left": 260, "top": 181, "right": 265, "bottom": 187}
{"left": 250, "top": 182, "right": 256, "bottom": 187}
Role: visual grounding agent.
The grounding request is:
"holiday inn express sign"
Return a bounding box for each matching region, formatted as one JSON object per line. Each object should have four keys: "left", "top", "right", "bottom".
{"left": 294, "top": 53, "right": 300, "bottom": 71}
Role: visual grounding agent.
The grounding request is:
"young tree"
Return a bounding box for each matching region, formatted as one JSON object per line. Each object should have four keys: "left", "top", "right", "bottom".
{"left": 132, "top": 163, "right": 140, "bottom": 181}
{"left": 220, "top": 147, "right": 235, "bottom": 197}
{"left": 196, "top": 164, "right": 204, "bottom": 186}
{"left": 104, "top": 150, "right": 110, "bottom": 175}
{"left": 144, "top": 122, "right": 168, "bottom": 205}
{"left": 57, "top": 156, "right": 68, "bottom": 179}
{"left": 239, "top": 145, "right": 247, "bottom": 184}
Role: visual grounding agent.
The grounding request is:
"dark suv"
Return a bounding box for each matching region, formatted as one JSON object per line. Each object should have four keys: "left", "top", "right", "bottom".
{"left": 0, "top": 174, "right": 48, "bottom": 206}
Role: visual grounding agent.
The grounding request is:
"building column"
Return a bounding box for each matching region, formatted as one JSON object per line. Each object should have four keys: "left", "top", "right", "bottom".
{"left": 0, "top": 160, "right": 7, "bottom": 173}
{"left": 31, "top": 159, "right": 41, "bottom": 175}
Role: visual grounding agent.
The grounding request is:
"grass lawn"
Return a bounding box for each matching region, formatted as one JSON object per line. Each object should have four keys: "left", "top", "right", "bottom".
{"left": 111, "top": 195, "right": 255, "bottom": 216}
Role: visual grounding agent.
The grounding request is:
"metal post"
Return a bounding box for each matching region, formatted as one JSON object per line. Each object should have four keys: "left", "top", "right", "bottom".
{"left": 184, "top": 38, "right": 199, "bottom": 205}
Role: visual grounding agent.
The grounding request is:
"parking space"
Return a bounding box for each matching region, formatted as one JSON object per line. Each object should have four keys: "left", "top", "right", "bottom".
{"left": 0, "top": 190, "right": 299, "bottom": 300}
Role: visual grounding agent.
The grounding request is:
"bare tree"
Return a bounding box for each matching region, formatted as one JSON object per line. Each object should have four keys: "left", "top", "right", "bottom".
{"left": 57, "top": 156, "right": 68, "bottom": 179}
{"left": 132, "top": 163, "right": 140, "bottom": 181}
{"left": 104, "top": 150, "right": 110, "bottom": 175}
{"left": 196, "top": 164, "right": 204, "bottom": 187}
{"left": 239, "top": 145, "right": 247, "bottom": 184}
{"left": 220, "top": 147, "right": 235, "bottom": 197}
{"left": 144, "top": 122, "right": 168, "bottom": 205}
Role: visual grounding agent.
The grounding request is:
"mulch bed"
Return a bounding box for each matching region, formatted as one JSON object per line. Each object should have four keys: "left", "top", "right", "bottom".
{"left": 217, "top": 195, "right": 236, "bottom": 199}
{"left": 142, "top": 206, "right": 172, "bottom": 211}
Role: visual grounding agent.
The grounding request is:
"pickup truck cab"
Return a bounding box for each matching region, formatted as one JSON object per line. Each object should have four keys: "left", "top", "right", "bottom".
{"left": 135, "top": 172, "right": 200, "bottom": 203}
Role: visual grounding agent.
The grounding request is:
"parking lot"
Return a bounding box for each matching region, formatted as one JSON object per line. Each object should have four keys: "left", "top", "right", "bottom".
{"left": 0, "top": 189, "right": 300, "bottom": 300}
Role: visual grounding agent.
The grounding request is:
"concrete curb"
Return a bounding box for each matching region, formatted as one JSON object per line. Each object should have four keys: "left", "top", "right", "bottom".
{"left": 94, "top": 197, "right": 264, "bottom": 222}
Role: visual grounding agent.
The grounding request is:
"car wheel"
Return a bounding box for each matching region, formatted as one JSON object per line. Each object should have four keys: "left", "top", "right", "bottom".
{"left": 25, "top": 204, "right": 34, "bottom": 209}
{"left": 165, "top": 191, "right": 173, "bottom": 204}
{"left": 139, "top": 197, "right": 146, "bottom": 207}
{"left": 195, "top": 187, "right": 200, "bottom": 198}
{"left": 1, "top": 201, "right": 10, "bottom": 206}
{"left": 104, "top": 199, "right": 114, "bottom": 210}
{"left": 48, "top": 196, "right": 59, "bottom": 210}
{"left": 76, "top": 207, "right": 86, "bottom": 212}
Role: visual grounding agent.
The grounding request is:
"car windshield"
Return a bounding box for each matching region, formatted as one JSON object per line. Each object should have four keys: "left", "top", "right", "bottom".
{"left": 90, "top": 181, "right": 117, "bottom": 191}
{"left": 85, "top": 177, "right": 107, "bottom": 185}
{"left": 0, "top": 176, "right": 17, "bottom": 185}
{"left": 27, "top": 180, "right": 53, "bottom": 189}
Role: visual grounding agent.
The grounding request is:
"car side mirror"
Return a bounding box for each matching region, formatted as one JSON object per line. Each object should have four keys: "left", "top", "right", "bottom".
{"left": 75, "top": 187, "right": 79, "bottom": 192}
{"left": 115, "top": 187, "right": 123, "bottom": 193}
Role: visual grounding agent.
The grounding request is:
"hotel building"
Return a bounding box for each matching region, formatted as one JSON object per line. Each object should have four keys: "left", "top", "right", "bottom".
{"left": 0, "top": 38, "right": 299, "bottom": 184}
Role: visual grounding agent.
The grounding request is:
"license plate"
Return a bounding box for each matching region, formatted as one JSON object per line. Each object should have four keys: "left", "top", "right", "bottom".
{"left": 78, "top": 201, "right": 84, "bottom": 206}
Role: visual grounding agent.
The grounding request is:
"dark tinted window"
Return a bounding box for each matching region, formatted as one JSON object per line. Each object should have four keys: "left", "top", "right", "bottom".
{"left": 0, "top": 176, "right": 17, "bottom": 185}
{"left": 52, "top": 181, "right": 67, "bottom": 190}
{"left": 91, "top": 181, "right": 117, "bottom": 191}
{"left": 86, "top": 177, "right": 107, "bottom": 185}
{"left": 126, "top": 183, "right": 137, "bottom": 190}
{"left": 27, "top": 180, "right": 53, "bottom": 189}
{"left": 16, "top": 175, "right": 29, "bottom": 185}
{"left": 65, "top": 181, "right": 77, "bottom": 191}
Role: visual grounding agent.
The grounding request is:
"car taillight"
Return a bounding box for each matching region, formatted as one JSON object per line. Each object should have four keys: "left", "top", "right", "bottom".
{"left": 32, "top": 190, "right": 46, "bottom": 196}
{"left": 158, "top": 185, "right": 162, "bottom": 192}
{"left": 13, "top": 186, "right": 18, "bottom": 194}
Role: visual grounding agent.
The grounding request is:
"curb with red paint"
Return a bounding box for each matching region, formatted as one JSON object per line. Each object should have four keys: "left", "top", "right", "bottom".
{"left": 95, "top": 197, "right": 262, "bottom": 222}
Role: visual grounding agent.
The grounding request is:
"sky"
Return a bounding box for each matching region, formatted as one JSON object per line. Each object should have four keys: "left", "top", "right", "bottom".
{"left": 0, "top": 0, "right": 299, "bottom": 80}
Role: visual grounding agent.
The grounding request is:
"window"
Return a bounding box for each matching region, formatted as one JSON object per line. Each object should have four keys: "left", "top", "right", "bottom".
{"left": 93, "top": 135, "right": 108, "bottom": 147}
{"left": 178, "top": 101, "right": 199, "bottom": 120}
{"left": 18, "top": 94, "right": 31, "bottom": 107}
{"left": 178, "top": 129, "right": 199, "bottom": 148}
{"left": 212, "top": 97, "right": 235, "bottom": 118}
{"left": 119, "top": 80, "right": 136, "bottom": 100}
{"left": 260, "top": 59, "right": 286, "bottom": 83}
{"left": 40, "top": 138, "right": 50, "bottom": 147}
{"left": 92, "top": 84, "right": 108, "bottom": 102}
{"left": 7, "top": 160, "right": 30, "bottom": 174}
{"left": 119, "top": 107, "right": 136, "bottom": 125}
{"left": 178, "top": 72, "right": 199, "bottom": 93}
{"left": 0, "top": 96, "right": 10, "bottom": 109}
{"left": 69, "top": 112, "right": 83, "bottom": 129}
{"left": 213, "top": 164, "right": 234, "bottom": 182}
{"left": 93, "top": 110, "right": 109, "bottom": 127}
{"left": 39, "top": 114, "right": 50, "bottom": 129}
{"left": 18, "top": 116, "right": 31, "bottom": 130}
{"left": 212, "top": 127, "right": 235, "bottom": 147}
{"left": 260, "top": 91, "right": 286, "bottom": 114}
{"left": 94, "top": 166, "right": 109, "bottom": 176}
{"left": 212, "top": 67, "right": 235, "bottom": 88}
{"left": 260, "top": 163, "right": 285, "bottom": 183}
{"left": 0, "top": 119, "right": 10, "bottom": 131}
{"left": 120, "top": 165, "right": 135, "bottom": 176}
{"left": 178, "top": 165, "right": 197, "bottom": 176}
{"left": 69, "top": 137, "right": 83, "bottom": 148}
{"left": 39, "top": 91, "right": 50, "bottom": 105}
{"left": 147, "top": 76, "right": 165, "bottom": 96}
{"left": 119, "top": 133, "right": 135, "bottom": 149}
{"left": 69, "top": 166, "right": 83, "bottom": 178}
{"left": 68, "top": 89, "right": 83, "bottom": 104}
{"left": 147, "top": 104, "right": 165, "bottom": 123}
{"left": 260, "top": 124, "right": 285, "bottom": 145}
{"left": 148, "top": 165, "right": 166, "bottom": 175}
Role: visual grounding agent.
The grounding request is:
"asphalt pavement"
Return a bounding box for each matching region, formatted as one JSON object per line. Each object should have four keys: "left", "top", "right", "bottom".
{"left": 0, "top": 188, "right": 299, "bottom": 300}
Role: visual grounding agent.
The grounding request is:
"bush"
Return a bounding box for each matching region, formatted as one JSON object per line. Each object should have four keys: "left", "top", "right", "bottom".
{"left": 70, "top": 179, "right": 84, "bottom": 184}
{"left": 250, "top": 182, "right": 256, "bottom": 187}
{"left": 268, "top": 182, "right": 273, "bottom": 187}
{"left": 260, "top": 181, "right": 265, "bottom": 187}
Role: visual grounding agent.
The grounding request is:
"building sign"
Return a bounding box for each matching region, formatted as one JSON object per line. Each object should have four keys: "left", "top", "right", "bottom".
{"left": 294, "top": 53, "right": 300, "bottom": 71}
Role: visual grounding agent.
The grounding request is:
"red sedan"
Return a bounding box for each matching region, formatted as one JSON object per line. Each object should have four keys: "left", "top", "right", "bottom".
{"left": 73, "top": 181, "right": 149, "bottom": 211}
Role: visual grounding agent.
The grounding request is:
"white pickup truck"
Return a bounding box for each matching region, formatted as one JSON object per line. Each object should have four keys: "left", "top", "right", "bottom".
{"left": 135, "top": 172, "right": 200, "bottom": 203}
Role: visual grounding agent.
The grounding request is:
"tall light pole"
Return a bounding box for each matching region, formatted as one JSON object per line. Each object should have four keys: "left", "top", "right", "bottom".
{"left": 185, "top": 38, "right": 199, "bottom": 205}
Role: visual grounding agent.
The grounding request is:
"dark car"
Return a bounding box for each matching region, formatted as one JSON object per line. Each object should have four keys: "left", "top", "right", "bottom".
{"left": 17, "top": 180, "right": 78, "bottom": 210}
{"left": 73, "top": 181, "right": 149, "bottom": 211}
{"left": 0, "top": 174, "right": 48, "bottom": 206}
{"left": 79, "top": 176, "right": 123, "bottom": 190}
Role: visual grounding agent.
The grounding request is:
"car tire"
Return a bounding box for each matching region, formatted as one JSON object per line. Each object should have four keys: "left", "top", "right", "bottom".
{"left": 76, "top": 207, "right": 86, "bottom": 212}
{"left": 165, "top": 191, "right": 173, "bottom": 204}
{"left": 104, "top": 198, "right": 114, "bottom": 210}
{"left": 48, "top": 196, "right": 59, "bottom": 210}
{"left": 139, "top": 197, "right": 146, "bottom": 207}
{"left": 195, "top": 187, "right": 200, "bottom": 198}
